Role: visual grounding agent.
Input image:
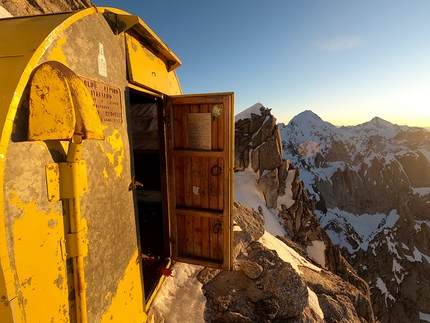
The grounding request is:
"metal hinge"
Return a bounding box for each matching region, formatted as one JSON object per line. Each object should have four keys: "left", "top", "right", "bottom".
{"left": 46, "top": 161, "right": 88, "bottom": 203}
{"left": 60, "top": 219, "right": 88, "bottom": 260}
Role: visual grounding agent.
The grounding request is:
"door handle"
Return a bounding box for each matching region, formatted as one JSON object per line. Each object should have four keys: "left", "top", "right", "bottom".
{"left": 212, "top": 220, "right": 222, "bottom": 234}
{"left": 211, "top": 165, "right": 223, "bottom": 177}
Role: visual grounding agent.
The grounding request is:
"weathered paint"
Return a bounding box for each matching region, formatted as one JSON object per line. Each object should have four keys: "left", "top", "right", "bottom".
{"left": 100, "top": 250, "right": 147, "bottom": 323}
{"left": 102, "top": 168, "right": 109, "bottom": 184}
{"left": 126, "top": 35, "right": 174, "bottom": 94}
{"left": 0, "top": 12, "right": 95, "bottom": 322}
{"left": 48, "top": 37, "right": 68, "bottom": 66}
{"left": 9, "top": 190, "right": 69, "bottom": 322}
{"left": 29, "top": 61, "right": 104, "bottom": 142}
{"left": 98, "top": 129, "right": 125, "bottom": 178}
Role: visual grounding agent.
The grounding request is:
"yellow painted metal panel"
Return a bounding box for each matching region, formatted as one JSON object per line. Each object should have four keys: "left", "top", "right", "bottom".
{"left": 98, "top": 129, "right": 125, "bottom": 179}
{"left": 8, "top": 190, "right": 70, "bottom": 322}
{"left": 126, "top": 34, "right": 181, "bottom": 95}
{"left": 0, "top": 12, "right": 75, "bottom": 132}
{"left": 167, "top": 70, "right": 183, "bottom": 95}
{"left": 127, "top": 83, "right": 162, "bottom": 97}
{"left": 0, "top": 266, "right": 14, "bottom": 322}
{"left": 101, "top": 250, "right": 147, "bottom": 323}
{"left": 100, "top": 9, "right": 181, "bottom": 72}
{"left": 0, "top": 8, "right": 108, "bottom": 323}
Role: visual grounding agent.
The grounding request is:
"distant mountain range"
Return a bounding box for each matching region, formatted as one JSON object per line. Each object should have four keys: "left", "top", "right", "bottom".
{"left": 281, "top": 110, "right": 430, "bottom": 323}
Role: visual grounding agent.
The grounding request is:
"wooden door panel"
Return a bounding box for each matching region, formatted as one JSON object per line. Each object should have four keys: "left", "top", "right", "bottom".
{"left": 174, "top": 155, "right": 224, "bottom": 210}
{"left": 177, "top": 211, "right": 223, "bottom": 263}
{"left": 165, "top": 93, "right": 233, "bottom": 269}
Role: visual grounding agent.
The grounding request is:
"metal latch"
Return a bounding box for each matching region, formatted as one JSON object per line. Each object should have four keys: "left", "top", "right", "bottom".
{"left": 129, "top": 177, "right": 143, "bottom": 191}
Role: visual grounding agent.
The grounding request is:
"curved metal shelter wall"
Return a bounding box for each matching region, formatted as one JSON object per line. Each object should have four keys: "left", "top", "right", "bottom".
{"left": 0, "top": 7, "right": 182, "bottom": 323}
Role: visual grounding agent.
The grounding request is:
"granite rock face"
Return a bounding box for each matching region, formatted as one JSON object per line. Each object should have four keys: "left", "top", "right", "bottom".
{"left": 235, "top": 105, "right": 350, "bottom": 276}
{"left": 0, "top": 0, "right": 92, "bottom": 16}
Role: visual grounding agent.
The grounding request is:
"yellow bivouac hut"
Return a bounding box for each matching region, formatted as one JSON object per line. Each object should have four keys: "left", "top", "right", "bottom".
{"left": 0, "top": 7, "right": 234, "bottom": 323}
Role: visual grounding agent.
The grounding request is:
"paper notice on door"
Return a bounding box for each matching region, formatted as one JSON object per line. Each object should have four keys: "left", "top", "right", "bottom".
{"left": 193, "top": 186, "right": 200, "bottom": 195}
{"left": 188, "top": 113, "right": 211, "bottom": 150}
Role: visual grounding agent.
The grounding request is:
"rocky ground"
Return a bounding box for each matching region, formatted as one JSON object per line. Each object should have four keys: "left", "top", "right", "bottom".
{"left": 199, "top": 201, "right": 376, "bottom": 323}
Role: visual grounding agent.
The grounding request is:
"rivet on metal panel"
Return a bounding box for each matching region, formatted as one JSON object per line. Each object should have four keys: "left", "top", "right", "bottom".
{"left": 46, "top": 163, "right": 60, "bottom": 203}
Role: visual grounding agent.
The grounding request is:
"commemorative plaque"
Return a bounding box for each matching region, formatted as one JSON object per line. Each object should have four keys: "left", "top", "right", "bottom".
{"left": 188, "top": 113, "right": 212, "bottom": 150}
{"left": 81, "top": 77, "right": 122, "bottom": 125}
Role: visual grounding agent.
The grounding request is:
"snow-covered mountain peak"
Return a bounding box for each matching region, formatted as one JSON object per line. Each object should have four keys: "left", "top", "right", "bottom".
{"left": 281, "top": 110, "right": 351, "bottom": 158}
{"left": 341, "top": 116, "right": 401, "bottom": 139}
{"left": 235, "top": 101, "right": 266, "bottom": 122}
{"left": 287, "top": 110, "right": 335, "bottom": 130}
{"left": 293, "top": 110, "right": 323, "bottom": 122}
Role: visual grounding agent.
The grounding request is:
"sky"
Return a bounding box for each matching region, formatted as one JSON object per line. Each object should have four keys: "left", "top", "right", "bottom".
{"left": 92, "top": 1, "right": 430, "bottom": 127}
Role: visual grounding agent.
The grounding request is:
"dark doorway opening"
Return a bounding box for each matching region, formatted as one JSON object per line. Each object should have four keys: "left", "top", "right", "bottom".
{"left": 128, "top": 90, "right": 169, "bottom": 301}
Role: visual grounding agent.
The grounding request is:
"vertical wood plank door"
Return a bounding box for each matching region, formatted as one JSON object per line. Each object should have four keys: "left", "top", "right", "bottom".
{"left": 165, "top": 93, "right": 234, "bottom": 270}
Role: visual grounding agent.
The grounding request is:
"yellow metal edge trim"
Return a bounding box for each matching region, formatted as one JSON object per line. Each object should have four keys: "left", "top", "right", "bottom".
{"left": 127, "top": 83, "right": 162, "bottom": 98}
{"left": 0, "top": 7, "right": 101, "bottom": 320}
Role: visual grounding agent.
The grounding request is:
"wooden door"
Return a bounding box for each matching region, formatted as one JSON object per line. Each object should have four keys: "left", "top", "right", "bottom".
{"left": 165, "top": 93, "right": 234, "bottom": 270}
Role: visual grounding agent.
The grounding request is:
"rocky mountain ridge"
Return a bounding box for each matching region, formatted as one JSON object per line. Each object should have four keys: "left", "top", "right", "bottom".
{"left": 281, "top": 109, "right": 430, "bottom": 323}
{"left": 233, "top": 103, "right": 376, "bottom": 322}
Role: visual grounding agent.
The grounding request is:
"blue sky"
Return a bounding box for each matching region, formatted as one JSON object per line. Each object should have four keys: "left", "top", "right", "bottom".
{"left": 93, "top": 1, "right": 430, "bottom": 127}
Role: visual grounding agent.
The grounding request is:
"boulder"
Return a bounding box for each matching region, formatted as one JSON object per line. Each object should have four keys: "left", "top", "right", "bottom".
{"left": 203, "top": 241, "right": 309, "bottom": 323}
